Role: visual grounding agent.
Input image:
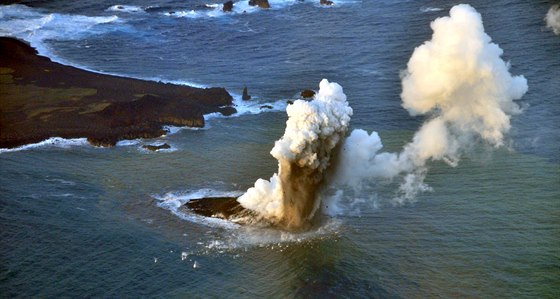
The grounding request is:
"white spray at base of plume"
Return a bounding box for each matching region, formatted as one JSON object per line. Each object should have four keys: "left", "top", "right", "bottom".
{"left": 545, "top": 4, "right": 560, "bottom": 35}
{"left": 333, "top": 4, "right": 528, "bottom": 203}
{"left": 237, "top": 79, "right": 352, "bottom": 229}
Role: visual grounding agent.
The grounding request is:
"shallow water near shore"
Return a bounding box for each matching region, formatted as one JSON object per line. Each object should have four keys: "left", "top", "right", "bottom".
{"left": 1, "top": 0, "right": 559, "bottom": 297}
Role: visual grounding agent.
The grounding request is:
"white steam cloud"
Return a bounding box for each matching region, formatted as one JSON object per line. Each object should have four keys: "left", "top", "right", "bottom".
{"left": 334, "top": 4, "right": 528, "bottom": 201}
{"left": 232, "top": 4, "right": 527, "bottom": 229}
{"left": 545, "top": 4, "right": 560, "bottom": 35}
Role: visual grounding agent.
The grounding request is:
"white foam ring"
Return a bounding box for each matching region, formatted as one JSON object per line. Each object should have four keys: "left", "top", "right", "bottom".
{"left": 199, "top": 217, "right": 342, "bottom": 250}
{"left": 154, "top": 188, "right": 342, "bottom": 250}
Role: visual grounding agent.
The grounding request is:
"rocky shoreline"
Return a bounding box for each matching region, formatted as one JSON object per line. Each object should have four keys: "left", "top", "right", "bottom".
{"left": 0, "top": 37, "right": 235, "bottom": 148}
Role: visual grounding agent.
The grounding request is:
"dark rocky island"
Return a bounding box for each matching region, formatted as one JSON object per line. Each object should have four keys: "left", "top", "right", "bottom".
{"left": 0, "top": 37, "right": 235, "bottom": 148}
{"left": 184, "top": 197, "right": 248, "bottom": 220}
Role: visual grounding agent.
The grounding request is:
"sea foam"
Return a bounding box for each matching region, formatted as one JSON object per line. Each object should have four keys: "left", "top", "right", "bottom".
{"left": 154, "top": 188, "right": 342, "bottom": 249}
{"left": 106, "top": 5, "right": 146, "bottom": 13}
{"left": 0, "top": 137, "right": 89, "bottom": 154}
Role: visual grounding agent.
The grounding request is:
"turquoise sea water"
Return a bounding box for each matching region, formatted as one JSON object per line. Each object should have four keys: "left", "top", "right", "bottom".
{"left": 1, "top": 0, "right": 559, "bottom": 297}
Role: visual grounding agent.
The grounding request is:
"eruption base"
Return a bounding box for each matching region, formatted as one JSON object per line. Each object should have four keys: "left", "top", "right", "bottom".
{"left": 183, "top": 195, "right": 319, "bottom": 231}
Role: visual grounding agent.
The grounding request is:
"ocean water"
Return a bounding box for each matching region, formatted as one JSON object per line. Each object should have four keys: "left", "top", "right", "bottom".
{"left": 1, "top": 0, "right": 559, "bottom": 297}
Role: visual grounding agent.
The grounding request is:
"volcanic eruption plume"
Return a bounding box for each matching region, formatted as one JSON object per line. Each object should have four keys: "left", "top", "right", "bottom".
{"left": 237, "top": 79, "right": 353, "bottom": 230}
{"left": 186, "top": 4, "right": 528, "bottom": 231}
{"left": 334, "top": 4, "right": 528, "bottom": 202}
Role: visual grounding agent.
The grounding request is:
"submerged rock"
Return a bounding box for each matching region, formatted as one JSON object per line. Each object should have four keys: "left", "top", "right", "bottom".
{"left": 142, "top": 143, "right": 171, "bottom": 151}
{"left": 219, "top": 106, "right": 237, "bottom": 116}
{"left": 320, "top": 0, "right": 334, "bottom": 5}
{"left": 248, "top": 0, "right": 270, "bottom": 9}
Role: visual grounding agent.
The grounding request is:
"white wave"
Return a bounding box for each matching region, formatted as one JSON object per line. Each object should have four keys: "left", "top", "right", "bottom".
{"left": 420, "top": 7, "right": 443, "bottom": 13}
{"left": 232, "top": 94, "right": 288, "bottom": 115}
{"left": 106, "top": 5, "right": 145, "bottom": 13}
{"left": 0, "top": 137, "right": 89, "bottom": 154}
{"left": 45, "top": 178, "right": 76, "bottom": 186}
{"left": 115, "top": 139, "right": 141, "bottom": 147}
{"left": 203, "top": 94, "right": 288, "bottom": 122}
{"left": 0, "top": 4, "right": 120, "bottom": 70}
{"left": 0, "top": 5, "right": 206, "bottom": 90}
{"left": 164, "top": 0, "right": 356, "bottom": 20}
{"left": 161, "top": 125, "right": 208, "bottom": 137}
{"left": 150, "top": 78, "right": 207, "bottom": 89}
{"left": 163, "top": 0, "right": 304, "bottom": 19}
{"left": 164, "top": 10, "right": 202, "bottom": 18}
{"left": 0, "top": 5, "right": 119, "bottom": 42}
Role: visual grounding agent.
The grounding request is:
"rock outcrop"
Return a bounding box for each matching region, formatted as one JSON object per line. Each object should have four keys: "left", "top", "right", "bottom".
{"left": 248, "top": 0, "right": 270, "bottom": 9}
{"left": 300, "top": 89, "right": 316, "bottom": 98}
{"left": 242, "top": 86, "right": 251, "bottom": 101}
{"left": 223, "top": 1, "right": 234, "bottom": 12}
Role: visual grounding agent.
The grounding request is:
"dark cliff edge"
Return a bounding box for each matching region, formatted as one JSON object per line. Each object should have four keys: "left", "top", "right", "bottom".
{"left": 0, "top": 37, "right": 235, "bottom": 148}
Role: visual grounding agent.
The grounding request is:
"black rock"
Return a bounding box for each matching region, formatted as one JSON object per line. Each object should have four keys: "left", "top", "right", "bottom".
{"left": 248, "top": 0, "right": 270, "bottom": 9}
{"left": 219, "top": 106, "right": 237, "bottom": 116}
{"left": 223, "top": 1, "right": 234, "bottom": 12}
{"left": 260, "top": 105, "right": 273, "bottom": 109}
{"left": 142, "top": 143, "right": 171, "bottom": 151}
{"left": 300, "top": 89, "right": 316, "bottom": 98}
{"left": 185, "top": 197, "right": 245, "bottom": 219}
{"left": 242, "top": 86, "right": 251, "bottom": 101}
{"left": 320, "top": 0, "right": 334, "bottom": 5}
